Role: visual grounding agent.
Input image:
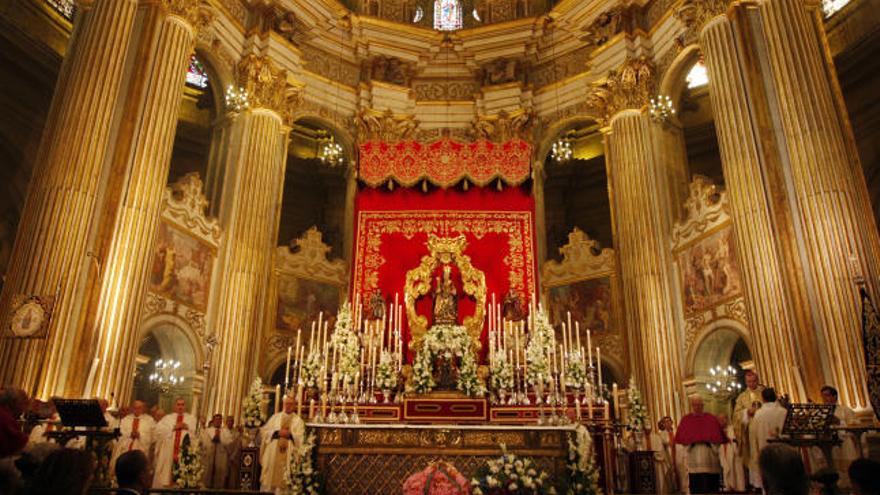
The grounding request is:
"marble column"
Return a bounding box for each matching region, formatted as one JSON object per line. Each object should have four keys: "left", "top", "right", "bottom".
{"left": 205, "top": 55, "right": 296, "bottom": 417}
{"left": 606, "top": 110, "right": 684, "bottom": 420}
{"left": 0, "top": 0, "right": 138, "bottom": 397}
{"left": 753, "top": 0, "right": 880, "bottom": 407}
{"left": 700, "top": 14, "right": 814, "bottom": 400}
{"left": 533, "top": 161, "right": 548, "bottom": 265}
{"left": 84, "top": 3, "right": 206, "bottom": 404}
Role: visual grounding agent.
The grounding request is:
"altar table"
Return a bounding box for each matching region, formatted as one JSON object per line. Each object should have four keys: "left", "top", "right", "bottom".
{"left": 310, "top": 423, "right": 614, "bottom": 494}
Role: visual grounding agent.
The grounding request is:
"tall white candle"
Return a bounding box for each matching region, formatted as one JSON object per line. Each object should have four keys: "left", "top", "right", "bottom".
{"left": 285, "top": 346, "right": 292, "bottom": 389}
{"left": 597, "top": 347, "right": 603, "bottom": 388}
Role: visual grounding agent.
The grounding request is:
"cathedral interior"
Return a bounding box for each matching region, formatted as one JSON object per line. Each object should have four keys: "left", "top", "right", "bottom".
{"left": 0, "top": 0, "right": 879, "bottom": 493}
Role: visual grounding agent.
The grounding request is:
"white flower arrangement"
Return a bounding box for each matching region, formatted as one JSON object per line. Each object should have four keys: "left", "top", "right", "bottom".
{"left": 471, "top": 444, "right": 556, "bottom": 495}
{"left": 409, "top": 324, "right": 486, "bottom": 397}
{"left": 330, "top": 303, "right": 360, "bottom": 387}
{"left": 565, "top": 350, "right": 587, "bottom": 389}
{"left": 242, "top": 377, "right": 267, "bottom": 428}
{"left": 626, "top": 376, "right": 648, "bottom": 432}
{"left": 526, "top": 308, "right": 555, "bottom": 387}
{"left": 489, "top": 351, "right": 514, "bottom": 392}
{"left": 374, "top": 350, "right": 399, "bottom": 390}
{"left": 299, "top": 352, "right": 323, "bottom": 389}
{"left": 172, "top": 434, "right": 203, "bottom": 488}
{"left": 565, "top": 425, "right": 601, "bottom": 495}
{"left": 284, "top": 432, "right": 321, "bottom": 495}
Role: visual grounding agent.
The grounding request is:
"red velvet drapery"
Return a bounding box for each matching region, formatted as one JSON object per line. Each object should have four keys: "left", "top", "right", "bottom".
{"left": 352, "top": 186, "right": 537, "bottom": 363}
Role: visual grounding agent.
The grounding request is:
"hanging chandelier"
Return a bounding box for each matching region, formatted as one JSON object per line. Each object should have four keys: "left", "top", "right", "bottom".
{"left": 649, "top": 94, "right": 675, "bottom": 124}
{"left": 224, "top": 85, "right": 249, "bottom": 112}
{"left": 149, "top": 358, "right": 182, "bottom": 394}
{"left": 551, "top": 137, "right": 573, "bottom": 163}
{"left": 319, "top": 135, "right": 344, "bottom": 166}
{"left": 704, "top": 365, "right": 742, "bottom": 399}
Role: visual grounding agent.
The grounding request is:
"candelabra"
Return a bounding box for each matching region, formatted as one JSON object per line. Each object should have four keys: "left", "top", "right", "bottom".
{"left": 550, "top": 137, "right": 573, "bottom": 163}
{"left": 319, "top": 135, "right": 344, "bottom": 166}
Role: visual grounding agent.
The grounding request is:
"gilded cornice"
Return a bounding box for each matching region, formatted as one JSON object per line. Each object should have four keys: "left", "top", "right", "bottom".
{"left": 355, "top": 108, "right": 419, "bottom": 142}
{"left": 542, "top": 228, "right": 616, "bottom": 285}
{"left": 236, "top": 54, "right": 305, "bottom": 123}
{"left": 585, "top": 56, "right": 655, "bottom": 124}
{"left": 671, "top": 175, "right": 730, "bottom": 250}
{"left": 162, "top": 173, "right": 221, "bottom": 245}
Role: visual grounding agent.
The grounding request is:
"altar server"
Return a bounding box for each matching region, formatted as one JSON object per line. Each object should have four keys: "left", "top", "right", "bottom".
{"left": 748, "top": 387, "right": 788, "bottom": 489}
{"left": 260, "top": 395, "right": 305, "bottom": 493}
{"left": 225, "top": 415, "right": 242, "bottom": 489}
{"left": 152, "top": 397, "right": 197, "bottom": 488}
{"left": 718, "top": 413, "right": 745, "bottom": 491}
{"left": 201, "top": 413, "right": 234, "bottom": 488}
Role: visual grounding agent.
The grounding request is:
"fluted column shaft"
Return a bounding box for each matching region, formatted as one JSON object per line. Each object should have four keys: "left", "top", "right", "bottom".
{"left": 607, "top": 110, "right": 684, "bottom": 420}
{"left": 700, "top": 15, "right": 813, "bottom": 400}
{"left": 85, "top": 7, "right": 198, "bottom": 404}
{"left": 755, "top": 0, "right": 880, "bottom": 407}
{"left": 0, "top": 0, "right": 138, "bottom": 397}
{"left": 207, "top": 109, "right": 288, "bottom": 417}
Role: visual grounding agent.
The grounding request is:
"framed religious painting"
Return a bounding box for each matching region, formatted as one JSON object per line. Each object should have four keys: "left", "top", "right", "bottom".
{"left": 546, "top": 277, "right": 614, "bottom": 333}
{"left": 148, "top": 220, "right": 216, "bottom": 312}
{"left": 267, "top": 227, "right": 348, "bottom": 360}
{"left": 5, "top": 294, "right": 54, "bottom": 339}
{"left": 675, "top": 226, "right": 743, "bottom": 316}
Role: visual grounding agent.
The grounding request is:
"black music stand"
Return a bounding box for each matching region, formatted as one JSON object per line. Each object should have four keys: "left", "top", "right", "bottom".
{"left": 47, "top": 398, "right": 119, "bottom": 487}
{"left": 772, "top": 403, "right": 839, "bottom": 495}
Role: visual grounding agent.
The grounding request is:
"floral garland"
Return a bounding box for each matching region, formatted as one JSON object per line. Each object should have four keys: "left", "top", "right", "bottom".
{"left": 489, "top": 351, "right": 514, "bottom": 392}
{"left": 172, "top": 434, "right": 203, "bottom": 488}
{"left": 403, "top": 461, "right": 470, "bottom": 495}
{"left": 565, "top": 350, "right": 587, "bottom": 390}
{"left": 409, "top": 324, "right": 486, "bottom": 397}
{"left": 330, "top": 302, "right": 360, "bottom": 387}
{"left": 564, "top": 425, "right": 601, "bottom": 495}
{"left": 284, "top": 432, "right": 321, "bottom": 495}
{"left": 242, "top": 377, "right": 266, "bottom": 428}
{"left": 374, "top": 350, "right": 399, "bottom": 390}
{"left": 300, "top": 352, "right": 323, "bottom": 389}
{"left": 526, "top": 308, "right": 555, "bottom": 387}
{"left": 626, "top": 377, "right": 647, "bottom": 432}
{"left": 471, "top": 445, "right": 556, "bottom": 495}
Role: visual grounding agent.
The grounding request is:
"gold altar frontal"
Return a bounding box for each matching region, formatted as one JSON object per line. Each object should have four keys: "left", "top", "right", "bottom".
{"left": 311, "top": 423, "right": 577, "bottom": 494}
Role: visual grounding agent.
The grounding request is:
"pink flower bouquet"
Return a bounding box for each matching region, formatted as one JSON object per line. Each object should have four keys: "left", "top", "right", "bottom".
{"left": 403, "top": 461, "right": 471, "bottom": 495}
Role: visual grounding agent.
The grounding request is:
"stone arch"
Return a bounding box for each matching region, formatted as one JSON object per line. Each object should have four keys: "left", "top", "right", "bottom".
{"left": 533, "top": 115, "right": 602, "bottom": 164}
{"left": 659, "top": 44, "right": 704, "bottom": 120}
{"left": 289, "top": 113, "right": 358, "bottom": 170}
{"left": 685, "top": 319, "right": 751, "bottom": 379}
{"left": 135, "top": 314, "right": 207, "bottom": 412}
{"left": 191, "top": 45, "right": 231, "bottom": 119}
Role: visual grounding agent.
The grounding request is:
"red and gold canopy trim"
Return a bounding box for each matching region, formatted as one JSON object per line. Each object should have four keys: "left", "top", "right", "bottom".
{"left": 358, "top": 139, "right": 532, "bottom": 188}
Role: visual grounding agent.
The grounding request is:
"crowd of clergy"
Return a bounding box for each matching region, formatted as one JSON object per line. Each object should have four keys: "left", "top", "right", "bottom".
{"left": 629, "top": 371, "right": 867, "bottom": 493}
{"left": 0, "top": 389, "right": 305, "bottom": 493}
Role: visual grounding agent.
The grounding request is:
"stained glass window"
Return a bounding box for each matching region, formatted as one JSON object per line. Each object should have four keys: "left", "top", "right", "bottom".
{"left": 186, "top": 55, "right": 209, "bottom": 90}
{"left": 434, "top": 0, "right": 462, "bottom": 31}
{"left": 822, "top": 0, "right": 852, "bottom": 17}
{"left": 47, "top": 0, "right": 75, "bottom": 19}
{"left": 686, "top": 60, "right": 709, "bottom": 89}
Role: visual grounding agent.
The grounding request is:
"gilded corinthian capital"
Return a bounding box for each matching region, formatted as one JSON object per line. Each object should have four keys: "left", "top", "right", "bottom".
{"left": 675, "top": 0, "right": 732, "bottom": 43}
{"left": 586, "top": 56, "right": 656, "bottom": 125}
{"left": 236, "top": 54, "right": 304, "bottom": 123}
{"left": 160, "top": 0, "right": 213, "bottom": 32}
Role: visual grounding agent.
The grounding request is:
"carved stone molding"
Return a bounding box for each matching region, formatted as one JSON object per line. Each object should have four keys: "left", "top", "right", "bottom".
{"left": 276, "top": 227, "right": 348, "bottom": 285}
{"left": 671, "top": 175, "right": 730, "bottom": 249}
{"left": 586, "top": 56, "right": 656, "bottom": 125}
{"left": 356, "top": 108, "right": 420, "bottom": 143}
{"left": 143, "top": 292, "right": 207, "bottom": 339}
{"left": 478, "top": 58, "right": 526, "bottom": 86}
{"left": 683, "top": 295, "right": 749, "bottom": 353}
{"left": 163, "top": 173, "right": 221, "bottom": 245}
{"left": 542, "top": 228, "right": 615, "bottom": 285}
{"left": 363, "top": 55, "right": 415, "bottom": 86}
{"left": 161, "top": 0, "right": 213, "bottom": 32}
{"left": 236, "top": 54, "right": 304, "bottom": 123}
{"left": 471, "top": 109, "right": 532, "bottom": 143}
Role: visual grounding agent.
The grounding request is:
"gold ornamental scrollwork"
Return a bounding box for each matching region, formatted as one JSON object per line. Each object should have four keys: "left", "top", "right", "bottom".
{"left": 404, "top": 235, "right": 487, "bottom": 353}
{"left": 236, "top": 54, "right": 304, "bottom": 124}
{"left": 586, "top": 56, "right": 656, "bottom": 125}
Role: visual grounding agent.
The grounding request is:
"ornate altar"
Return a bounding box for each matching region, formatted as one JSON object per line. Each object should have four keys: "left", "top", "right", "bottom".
{"left": 312, "top": 423, "right": 608, "bottom": 495}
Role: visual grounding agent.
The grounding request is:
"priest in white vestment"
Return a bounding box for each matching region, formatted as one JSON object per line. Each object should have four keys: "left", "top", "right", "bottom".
{"left": 111, "top": 401, "right": 156, "bottom": 471}
{"left": 659, "top": 416, "right": 684, "bottom": 494}
{"left": 733, "top": 370, "right": 764, "bottom": 487}
{"left": 260, "top": 396, "right": 305, "bottom": 493}
{"left": 645, "top": 423, "right": 675, "bottom": 494}
{"left": 748, "top": 387, "right": 788, "bottom": 489}
{"left": 718, "top": 413, "right": 745, "bottom": 491}
{"left": 201, "top": 413, "right": 234, "bottom": 488}
{"left": 809, "top": 386, "right": 860, "bottom": 487}
{"left": 27, "top": 413, "right": 60, "bottom": 446}
{"left": 152, "top": 397, "right": 198, "bottom": 488}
